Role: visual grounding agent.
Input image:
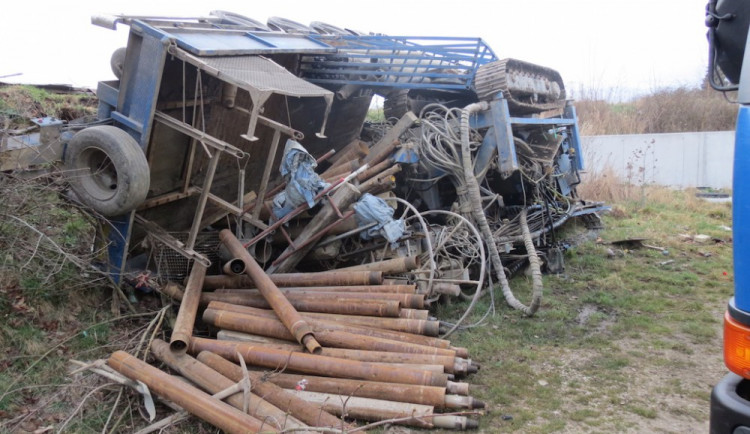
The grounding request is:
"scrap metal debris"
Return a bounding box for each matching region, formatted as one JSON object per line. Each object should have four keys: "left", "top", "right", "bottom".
{"left": 1, "top": 11, "right": 610, "bottom": 433}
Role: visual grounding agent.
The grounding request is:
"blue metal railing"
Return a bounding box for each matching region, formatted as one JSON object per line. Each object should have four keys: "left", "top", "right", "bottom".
{"left": 301, "top": 35, "right": 498, "bottom": 90}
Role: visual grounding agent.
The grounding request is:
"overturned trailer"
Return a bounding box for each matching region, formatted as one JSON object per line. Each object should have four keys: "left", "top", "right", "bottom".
{"left": 4, "top": 12, "right": 603, "bottom": 316}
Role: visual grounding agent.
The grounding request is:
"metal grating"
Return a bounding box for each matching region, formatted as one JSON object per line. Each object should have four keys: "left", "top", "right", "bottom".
{"left": 151, "top": 232, "right": 221, "bottom": 282}
{"left": 198, "top": 55, "right": 333, "bottom": 97}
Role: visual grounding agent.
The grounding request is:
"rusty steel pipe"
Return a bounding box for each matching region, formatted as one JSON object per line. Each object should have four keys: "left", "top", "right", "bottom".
{"left": 326, "top": 139, "right": 369, "bottom": 169}
{"left": 165, "top": 284, "right": 401, "bottom": 317}
{"left": 219, "top": 230, "right": 321, "bottom": 354}
{"left": 294, "top": 311, "right": 440, "bottom": 336}
{"left": 400, "top": 308, "right": 430, "bottom": 320}
{"left": 288, "top": 390, "right": 478, "bottom": 429}
{"left": 222, "top": 258, "right": 246, "bottom": 275}
{"left": 170, "top": 262, "right": 207, "bottom": 353}
{"left": 215, "top": 284, "right": 416, "bottom": 294}
{"left": 337, "top": 255, "right": 420, "bottom": 273}
{"left": 188, "top": 337, "right": 449, "bottom": 387}
{"left": 213, "top": 289, "right": 425, "bottom": 309}
{"left": 209, "top": 302, "right": 451, "bottom": 349}
{"left": 107, "top": 350, "right": 275, "bottom": 433}
{"left": 250, "top": 371, "right": 446, "bottom": 407}
{"left": 204, "top": 308, "right": 457, "bottom": 358}
{"left": 356, "top": 157, "right": 394, "bottom": 182}
{"left": 358, "top": 164, "right": 402, "bottom": 194}
{"left": 150, "top": 339, "right": 308, "bottom": 431}
{"left": 194, "top": 351, "right": 345, "bottom": 429}
{"left": 203, "top": 271, "right": 383, "bottom": 289}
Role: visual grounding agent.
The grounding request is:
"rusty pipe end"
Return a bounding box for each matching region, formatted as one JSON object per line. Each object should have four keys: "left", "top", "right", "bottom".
{"left": 222, "top": 258, "right": 246, "bottom": 275}
{"left": 472, "top": 398, "right": 486, "bottom": 409}
{"left": 302, "top": 334, "right": 322, "bottom": 354}
{"left": 169, "top": 334, "right": 189, "bottom": 354}
{"left": 453, "top": 347, "right": 469, "bottom": 358}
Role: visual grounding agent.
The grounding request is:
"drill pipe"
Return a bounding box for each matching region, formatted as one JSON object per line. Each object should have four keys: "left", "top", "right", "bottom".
{"left": 400, "top": 308, "right": 430, "bottom": 320}
{"left": 215, "top": 284, "right": 416, "bottom": 294}
{"left": 204, "top": 271, "right": 383, "bottom": 289}
{"left": 170, "top": 262, "right": 207, "bottom": 353}
{"left": 203, "top": 308, "right": 457, "bottom": 358}
{"left": 209, "top": 302, "right": 452, "bottom": 351}
{"left": 337, "top": 256, "right": 420, "bottom": 274}
{"left": 212, "top": 289, "right": 425, "bottom": 309}
{"left": 107, "top": 350, "right": 275, "bottom": 434}
{"left": 261, "top": 372, "right": 482, "bottom": 409}
{"left": 188, "top": 337, "right": 449, "bottom": 387}
{"left": 191, "top": 350, "right": 345, "bottom": 429}
{"left": 150, "top": 339, "right": 308, "bottom": 431}
{"left": 219, "top": 230, "right": 321, "bottom": 354}
{"left": 288, "top": 390, "right": 478, "bottom": 429}
{"left": 242, "top": 371, "right": 448, "bottom": 407}
{"left": 293, "top": 311, "right": 440, "bottom": 336}
{"left": 165, "top": 283, "right": 401, "bottom": 317}
{"left": 358, "top": 164, "right": 401, "bottom": 195}
{"left": 215, "top": 333, "right": 448, "bottom": 373}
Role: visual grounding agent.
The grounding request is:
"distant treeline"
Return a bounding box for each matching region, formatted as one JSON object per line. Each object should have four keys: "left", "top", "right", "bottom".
{"left": 575, "top": 83, "right": 737, "bottom": 136}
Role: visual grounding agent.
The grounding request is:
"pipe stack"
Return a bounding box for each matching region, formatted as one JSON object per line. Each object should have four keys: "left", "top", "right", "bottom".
{"left": 140, "top": 259, "right": 484, "bottom": 432}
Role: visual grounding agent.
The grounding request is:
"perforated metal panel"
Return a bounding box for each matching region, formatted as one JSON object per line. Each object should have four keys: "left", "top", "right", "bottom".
{"left": 198, "top": 55, "right": 332, "bottom": 97}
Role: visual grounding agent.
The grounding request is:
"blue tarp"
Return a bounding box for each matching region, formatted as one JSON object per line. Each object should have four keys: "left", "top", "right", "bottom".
{"left": 353, "top": 193, "right": 405, "bottom": 244}
{"left": 272, "top": 140, "right": 329, "bottom": 219}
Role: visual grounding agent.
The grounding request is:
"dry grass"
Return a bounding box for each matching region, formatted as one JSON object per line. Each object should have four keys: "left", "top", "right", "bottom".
{"left": 575, "top": 84, "right": 737, "bottom": 136}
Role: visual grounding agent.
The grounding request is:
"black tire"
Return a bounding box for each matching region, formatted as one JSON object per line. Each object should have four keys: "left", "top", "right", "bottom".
{"left": 384, "top": 90, "right": 411, "bottom": 122}
{"left": 65, "top": 126, "right": 150, "bottom": 216}
{"left": 110, "top": 47, "right": 127, "bottom": 79}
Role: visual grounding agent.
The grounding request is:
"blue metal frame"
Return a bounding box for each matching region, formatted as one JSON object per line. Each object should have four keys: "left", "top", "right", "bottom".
{"left": 301, "top": 35, "right": 497, "bottom": 90}
{"left": 734, "top": 105, "right": 750, "bottom": 312}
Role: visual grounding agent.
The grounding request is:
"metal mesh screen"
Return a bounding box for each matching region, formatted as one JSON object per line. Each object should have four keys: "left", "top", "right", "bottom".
{"left": 151, "top": 232, "right": 221, "bottom": 282}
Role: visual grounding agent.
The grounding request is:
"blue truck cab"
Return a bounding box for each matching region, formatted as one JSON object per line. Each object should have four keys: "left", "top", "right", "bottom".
{"left": 707, "top": 1, "right": 750, "bottom": 432}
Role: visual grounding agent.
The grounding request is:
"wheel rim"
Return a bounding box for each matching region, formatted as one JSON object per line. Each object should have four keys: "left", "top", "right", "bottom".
{"left": 79, "top": 146, "right": 118, "bottom": 201}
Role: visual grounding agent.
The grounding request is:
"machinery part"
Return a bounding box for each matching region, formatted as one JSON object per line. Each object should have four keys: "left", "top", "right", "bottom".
{"left": 706, "top": 0, "right": 750, "bottom": 89}
{"left": 110, "top": 47, "right": 126, "bottom": 79}
{"left": 475, "top": 58, "right": 566, "bottom": 114}
{"left": 267, "top": 16, "right": 314, "bottom": 34}
{"left": 64, "top": 126, "right": 150, "bottom": 217}
{"left": 460, "top": 103, "right": 540, "bottom": 317}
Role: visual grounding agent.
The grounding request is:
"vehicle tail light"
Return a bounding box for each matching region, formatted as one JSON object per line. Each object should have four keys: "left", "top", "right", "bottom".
{"left": 724, "top": 311, "right": 750, "bottom": 378}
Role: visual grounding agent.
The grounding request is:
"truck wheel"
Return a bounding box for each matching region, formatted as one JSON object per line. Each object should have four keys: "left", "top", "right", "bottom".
{"left": 384, "top": 90, "right": 410, "bottom": 121}
{"left": 110, "top": 47, "right": 126, "bottom": 79}
{"left": 65, "top": 126, "right": 150, "bottom": 216}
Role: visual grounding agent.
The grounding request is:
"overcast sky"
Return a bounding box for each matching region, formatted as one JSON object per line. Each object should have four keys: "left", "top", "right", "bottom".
{"left": 0, "top": 0, "right": 708, "bottom": 100}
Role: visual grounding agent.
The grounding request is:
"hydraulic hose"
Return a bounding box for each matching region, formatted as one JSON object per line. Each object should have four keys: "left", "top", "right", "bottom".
{"left": 460, "top": 102, "right": 541, "bottom": 316}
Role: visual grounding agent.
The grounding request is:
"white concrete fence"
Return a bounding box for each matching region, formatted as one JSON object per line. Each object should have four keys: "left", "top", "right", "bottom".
{"left": 581, "top": 131, "right": 735, "bottom": 189}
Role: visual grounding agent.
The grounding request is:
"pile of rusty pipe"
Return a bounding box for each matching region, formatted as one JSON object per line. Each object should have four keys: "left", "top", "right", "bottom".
{"left": 192, "top": 350, "right": 345, "bottom": 429}
{"left": 170, "top": 262, "right": 207, "bottom": 353}
{"left": 215, "top": 333, "right": 452, "bottom": 373}
{"left": 150, "top": 339, "right": 308, "bottom": 431}
{"left": 217, "top": 284, "right": 415, "bottom": 294}
{"left": 325, "top": 140, "right": 368, "bottom": 171}
{"left": 357, "top": 157, "right": 394, "bottom": 182}
{"left": 288, "top": 390, "right": 478, "bottom": 429}
{"left": 164, "top": 283, "right": 401, "bottom": 317}
{"left": 107, "top": 350, "right": 274, "bottom": 433}
{"left": 210, "top": 302, "right": 450, "bottom": 349}
{"left": 204, "top": 270, "right": 383, "bottom": 289}
{"left": 338, "top": 255, "right": 420, "bottom": 273}
{"left": 203, "top": 308, "right": 457, "bottom": 358}
{"left": 214, "top": 289, "right": 426, "bottom": 309}
{"left": 188, "top": 337, "right": 448, "bottom": 387}
{"left": 219, "top": 230, "right": 321, "bottom": 354}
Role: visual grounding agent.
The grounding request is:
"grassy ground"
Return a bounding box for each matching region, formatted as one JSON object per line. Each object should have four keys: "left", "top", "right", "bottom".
{"left": 442, "top": 186, "right": 732, "bottom": 433}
